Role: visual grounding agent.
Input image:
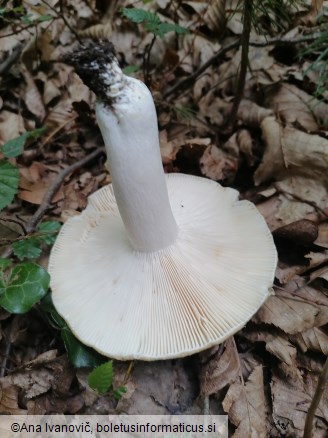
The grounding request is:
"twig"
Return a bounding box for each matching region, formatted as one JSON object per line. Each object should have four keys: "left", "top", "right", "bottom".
{"left": 0, "top": 317, "right": 16, "bottom": 378}
{"left": 1, "top": 147, "right": 104, "bottom": 259}
{"left": 163, "top": 32, "right": 321, "bottom": 100}
{"left": 40, "top": 0, "right": 82, "bottom": 44}
{"left": 26, "top": 147, "right": 104, "bottom": 233}
{"left": 274, "top": 184, "right": 328, "bottom": 219}
{"left": 229, "top": 0, "right": 253, "bottom": 131}
{"left": 0, "top": 43, "right": 24, "bottom": 75}
{"left": 303, "top": 355, "right": 328, "bottom": 438}
{"left": 144, "top": 34, "right": 156, "bottom": 87}
{"left": 163, "top": 38, "right": 240, "bottom": 99}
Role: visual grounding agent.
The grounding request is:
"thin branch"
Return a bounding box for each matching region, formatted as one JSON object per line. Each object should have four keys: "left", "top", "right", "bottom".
{"left": 163, "top": 38, "right": 240, "bottom": 99}
{"left": 229, "top": 0, "right": 253, "bottom": 131}
{"left": 26, "top": 147, "right": 104, "bottom": 233}
{"left": 1, "top": 147, "right": 104, "bottom": 259}
{"left": 40, "top": 0, "right": 82, "bottom": 44}
{"left": 303, "top": 356, "right": 328, "bottom": 438}
{"left": 0, "top": 317, "right": 17, "bottom": 378}
{"left": 144, "top": 34, "right": 157, "bottom": 87}
{"left": 274, "top": 184, "right": 328, "bottom": 219}
{"left": 0, "top": 43, "right": 24, "bottom": 75}
{"left": 163, "top": 32, "right": 321, "bottom": 100}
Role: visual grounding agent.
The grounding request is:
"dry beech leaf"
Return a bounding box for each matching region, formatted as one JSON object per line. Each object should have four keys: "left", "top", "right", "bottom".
{"left": 0, "top": 111, "right": 25, "bottom": 145}
{"left": 255, "top": 121, "right": 328, "bottom": 185}
{"left": 222, "top": 366, "right": 267, "bottom": 438}
{"left": 21, "top": 64, "right": 46, "bottom": 122}
{"left": 6, "top": 369, "right": 54, "bottom": 399}
{"left": 159, "top": 130, "right": 181, "bottom": 164}
{"left": 271, "top": 367, "right": 328, "bottom": 436}
{"left": 237, "top": 100, "right": 273, "bottom": 128}
{"left": 237, "top": 129, "right": 254, "bottom": 165}
{"left": 290, "top": 327, "right": 328, "bottom": 355}
{"left": 314, "top": 222, "right": 328, "bottom": 249}
{"left": 0, "top": 380, "right": 26, "bottom": 414}
{"left": 200, "top": 338, "right": 239, "bottom": 397}
{"left": 310, "top": 265, "right": 328, "bottom": 282}
{"left": 200, "top": 145, "right": 238, "bottom": 181}
{"left": 254, "top": 278, "right": 328, "bottom": 334}
{"left": 78, "top": 23, "right": 112, "bottom": 40}
{"left": 204, "top": 0, "right": 226, "bottom": 36}
{"left": 114, "top": 361, "right": 199, "bottom": 415}
{"left": 244, "top": 330, "right": 297, "bottom": 367}
{"left": 264, "top": 83, "right": 318, "bottom": 131}
{"left": 275, "top": 177, "right": 328, "bottom": 224}
{"left": 254, "top": 117, "right": 282, "bottom": 185}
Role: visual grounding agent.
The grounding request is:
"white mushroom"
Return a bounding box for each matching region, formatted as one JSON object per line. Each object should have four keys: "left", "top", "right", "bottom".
{"left": 49, "top": 43, "right": 277, "bottom": 361}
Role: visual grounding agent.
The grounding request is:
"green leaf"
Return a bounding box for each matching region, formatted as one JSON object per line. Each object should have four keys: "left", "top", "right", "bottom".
{"left": 61, "top": 328, "right": 105, "bottom": 368}
{"left": 41, "top": 293, "right": 66, "bottom": 328}
{"left": 2, "top": 134, "right": 26, "bottom": 158}
{"left": 122, "top": 7, "right": 187, "bottom": 39}
{"left": 0, "top": 259, "right": 11, "bottom": 270}
{"left": 122, "top": 64, "right": 140, "bottom": 75}
{"left": 0, "top": 262, "right": 49, "bottom": 313}
{"left": 121, "top": 7, "right": 160, "bottom": 25}
{"left": 113, "top": 385, "right": 127, "bottom": 400}
{"left": 36, "top": 14, "right": 52, "bottom": 22}
{"left": 156, "top": 22, "right": 188, "bottom": 38}
{"left": 2, "top": 128, "right": 44, "bottom": 158}
{"left": 12, "top": 238, "right": 41, "bottom": 260}
{"left": 88, "top": 361, "right": 113, "bottom": 394}
{"left": 37, "top": 221, "right": 61, "bottom": 245}
{"left": 0, "top": 160, "right": 19, "bottom": 210}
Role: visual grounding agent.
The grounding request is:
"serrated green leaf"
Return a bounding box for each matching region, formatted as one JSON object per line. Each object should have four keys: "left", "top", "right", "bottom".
{"left": 113, "top": 385, "right": 127, "bottom": 400}
{"left": 2, "top": 128, "right": 44, "bottom": 158}
{"left": 2, "top": 134, "right": 27, "bottom": 158}
{"left": 88, "top": 361, "right": 113, "bottom": 394}
{"left": 12, "top": 238, "right": 41, "bottom": 260}
{"left": 121, "top": 7, "right": 159, "bottom": 25}
{"left": 0, "top": 160, "right": 19, "bottom": 210}
{"left": 0, "top": 262, "right": 49, "bottom": 313}
{"left": 61, "top": 328, "right": 105, "bottom": 368}
{"left": 37, "top": 221, "right": 61, "bottom": 245}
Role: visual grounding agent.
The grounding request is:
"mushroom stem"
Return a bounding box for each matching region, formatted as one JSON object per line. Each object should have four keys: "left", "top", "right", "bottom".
{"left": 67, "top": 43, "right": 178, "bottom": 251}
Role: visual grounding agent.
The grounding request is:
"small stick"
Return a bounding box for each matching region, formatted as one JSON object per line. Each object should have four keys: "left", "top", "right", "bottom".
{"left": 26, "top": 147, "right": 104, "bottom": 233}
{"left": 303, "top": 356, "right": 328, "bottom": 438}
{"left": 2, "top": 147, "right": 104, "bottom": 258}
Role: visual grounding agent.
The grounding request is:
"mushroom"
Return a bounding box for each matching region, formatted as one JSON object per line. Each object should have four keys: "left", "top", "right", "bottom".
{"left": 49, "top": 43, "right": 277, "bottom": 361}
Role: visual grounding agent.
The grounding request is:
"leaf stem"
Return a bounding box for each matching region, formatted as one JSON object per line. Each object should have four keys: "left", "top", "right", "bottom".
{"left": 303, "top": 355, "right": 328, "bottom": 438}
{"left": 228, "top": 0, "right": 253, "bottom": 131}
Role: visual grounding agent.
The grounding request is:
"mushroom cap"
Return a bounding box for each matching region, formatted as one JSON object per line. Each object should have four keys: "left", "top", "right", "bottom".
{"left": 49, "top": 174, "right": 277, "bottom": 360}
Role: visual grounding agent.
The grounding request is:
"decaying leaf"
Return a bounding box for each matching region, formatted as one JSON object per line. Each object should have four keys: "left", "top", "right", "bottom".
{"left": 254, "top": 278, "right": 328, "bottom": 334}
{"left": 200, "top": 338, "right": 239, "bottom": 396}
{"left": 200, "top": 144, "right": 238, "bottom": 181}
{"left": 0, "top": 380, "right": 26, "bottom": 414}
{"left": 290, "top": 327, "right": 328, "bottom": 355}
{"left": 223, "top": 366, "right": 267, "bottom": 438}
{"left": 264, "top": 83, "right": 319, "bottom": 131}
{"left": 244, "top": 329, "right": 297, "bottom": 367}
{"left": 255, "top": 121, "right": 328, "bottom": 185}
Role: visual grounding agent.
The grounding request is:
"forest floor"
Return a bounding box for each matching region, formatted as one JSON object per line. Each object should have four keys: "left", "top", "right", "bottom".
{"left": 0, "top": 1, "right": 328, "bottom": 437}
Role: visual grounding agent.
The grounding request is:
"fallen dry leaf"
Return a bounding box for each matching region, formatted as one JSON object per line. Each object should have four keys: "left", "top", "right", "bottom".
{"left": 254, "top": 278, "right": 328, "bottom": 334}
{"left": 200, "top": 338, "right": 240, "bottom": 397}
{"left": 223, "top": 366, "right": 267, "bottom": 438}
{"left": 200, "top": 144, "right": 238, "bottom": 181}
